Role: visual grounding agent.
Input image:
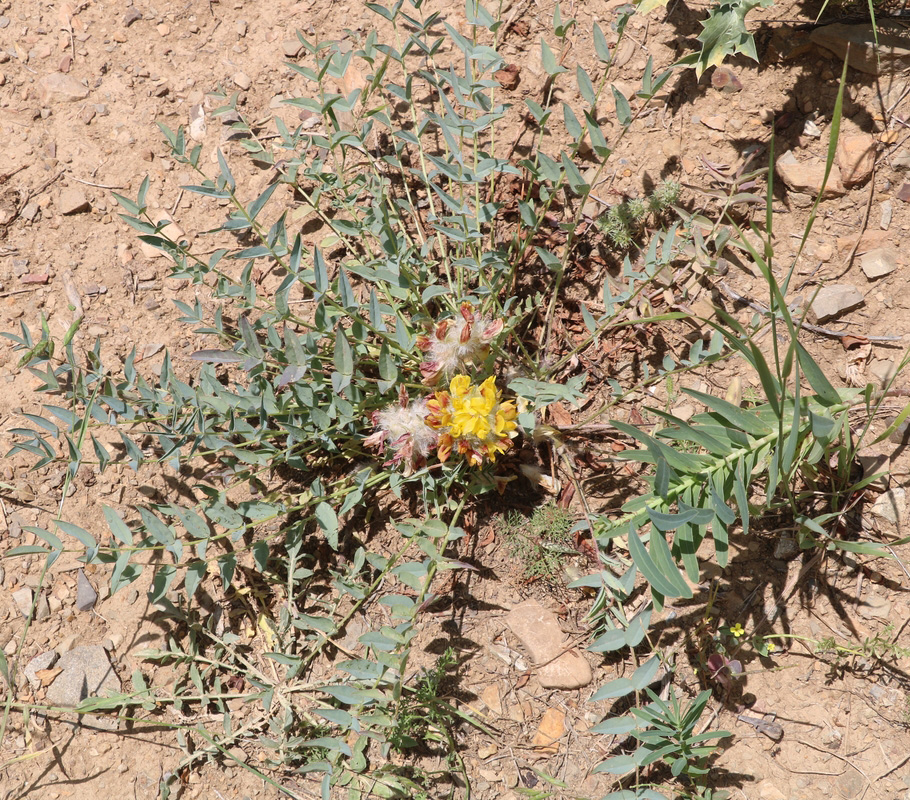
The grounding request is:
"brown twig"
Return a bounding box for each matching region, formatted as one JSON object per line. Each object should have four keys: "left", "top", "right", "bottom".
{"left": 873, "top": 751, "right": 910, "bottom": 782}
{"left": 67, "top": 174, "right": 125, "bottom": 190}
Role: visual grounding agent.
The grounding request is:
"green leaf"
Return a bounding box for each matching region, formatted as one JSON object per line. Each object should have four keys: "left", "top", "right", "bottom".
{"left": 695, "top": 0, "right": 773, "bottom": 78}
{"left": 576, "top": 66, "right": 596, "bottom": 105}
{"left": 612, "top": 85, "right": 632, "bottom": 127}
{"left": 591, "top": 676, "right": 636, "bottom": 701}
{"left": 589, "top": 628, "right": 628, "bottom": 653}
{"left": 315, "top": 501, "right": 339, "bottom": 549}
{"left": 593, "top": 754, "right": 641, "bottom": 775}
{"left": 590, "top": 715, "right": 639, "bottom": 735}
{"left": 627, "top": 525, "right": 685, "bottom": 598}
{"left": 683, "top": 388, "right": 773, "bottom": 436}
{"left": 593, "top": 23, "right": 611, "bottom": 63}
{"left": 638, "top": 0, "right": 672, "bottom": 13}
{"left": 334, "top": 328, "right": 353, "bottom": 376}
{"left": 540, "top": 39, "right": 568, "bottom": 76}
{"left": 54, "top": 520, "right": 97, "bottom": 556}
{"left": 184, "top": 561, "right": 207, "bottom": 599}
{"left": 795, "top": 342, "right": 841, "bottom": 406}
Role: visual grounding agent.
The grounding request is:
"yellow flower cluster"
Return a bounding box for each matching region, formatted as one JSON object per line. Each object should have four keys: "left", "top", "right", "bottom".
{"left": 426, "top": 375, "right": 518, "bottom": 466}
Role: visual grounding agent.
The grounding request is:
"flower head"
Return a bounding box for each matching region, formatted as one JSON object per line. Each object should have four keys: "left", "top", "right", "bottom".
{"left": 765, "top": 640, "right": 776, "bottom": 653}
{"left": 363, "top": 387, "right": 437, "bottom": 475}
{"left": 426, "top": 375, "right": 518, "bottom": 466}
{"left": 729, "top": 623, "right": 745, "bottom": 639}
{"left": 417, "top": 303, "right": 504, "bottom": 385}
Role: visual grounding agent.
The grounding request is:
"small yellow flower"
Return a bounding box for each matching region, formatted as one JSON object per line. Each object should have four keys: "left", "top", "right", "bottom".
{"left": 766, "top": 641, "right": 776, "bottom": 653}
{"left": 729, "top": 623, "right": 745, "bottom": 638}
{"left": 426, "top": 375, "right": 518, "bottom": 465}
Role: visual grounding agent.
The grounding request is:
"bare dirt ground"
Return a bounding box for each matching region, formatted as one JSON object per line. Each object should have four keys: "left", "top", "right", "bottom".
{"left": 1, "top": 0, "right": 910, "bottom": 799}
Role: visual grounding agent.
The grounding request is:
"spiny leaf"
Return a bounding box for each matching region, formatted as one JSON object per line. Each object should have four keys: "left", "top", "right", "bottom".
{"left": 695, "top": 0, "right": 773, "bottom": 78}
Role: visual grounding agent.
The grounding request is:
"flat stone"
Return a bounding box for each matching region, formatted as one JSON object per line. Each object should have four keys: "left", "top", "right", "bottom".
{"left": 232, "top": 71, "right": 251, "bottom": 90}
{"left": 24, "top": 651, "right": 57, "bottom": 689}
{"left": 880, "top": 200, "right": 893, "bottom": 230}
{"left": 12, "top": 587, "right": 33, "bottom": 617}
{"left": 20, "top": 202, "right": 40, "bottom": 221}
{"left": 807, "top": 284, "right": 864, "bottom": 323}
{"left": 870, "top": 359, "right": 898, "bottom": 386}
{"left": 893, "top": 149, "right": 910, "bottom": 169}
{"left": 811, "top": 21, "right": 910, "bottom": 76}
{"left": 123, "top": 8, "right": 143, "bottom": 26}
{"left": 701, "top": 114, "right": 725, "bottom": 131}
{"left": 75, "top": 570, "right": 97, "bottom": 612}
{"left": 837, "top": 229, "right": 889, "bottom": 255}
{"left": 837, "top": 134, "right": 876, "bottom": 187}
{"left": 860, "top": 247, "right": 898, "bottom": 279}
{"left": 531, "top": 707, "right": 565, "bottom": 754}
{"left": 505, "top": 599, "right": 593, "bottom": 689}
{"left": 58, "top": 188, "right": 90, "bottom": 215}
{"left": 776, "top": 150, "right": 845, "bottom": 198}
{"left": 45, "top": 645, "right": 121, "bottom": 707}
{"left": 870, "top": 487, "right": 906, "bottom": 526}
{"left": 480, "top": 684, "right": 502, "bottom": 715}
{"left": 282, "top": 39, "right": 303, "bottom": 58}
{"left": 37, "top": 73, "right": 89, "bottom": 104}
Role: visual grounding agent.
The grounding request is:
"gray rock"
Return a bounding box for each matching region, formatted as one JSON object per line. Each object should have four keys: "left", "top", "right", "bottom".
{"left": 505, "top": 599, "right": 593, "bottom": 689}
{"left": 58, "top": 188, "right": 90, "bottom": 216}
{"left": 871, "top": 486, "right": 906, "bottom": 526}
{"left": 45, "top": 645, "right": 121, "bottom": 707}
{"left": 860, "top": 247, "right": 898, "bottom": 280}
{"left": 37, "top": 73, "right": 89, "bottom": 104}
{"left": 123, "top": 8, "right": 143, "bottom": 26}
{"left": 857, "top": 592, "right": 893, "bottom": 620}
{"left": 773, "top": 536, "right": 799, "bottom": 560}
{"left": 0, "top": 17, "right": 8, "bottom": 28}
{"left": 811, "top": 21, "right": 910, "bottom": 76}
{"left": 232, "top": 72, "right": 251, "bottom": 90}
{"left": 12, "top": 587, "right": 33, "bottom": 617}
{"left": 24, "top": 651, "right": 57, "bottom": 688}
{"left": 0, "top": 565, "right": 4, "bottom": 586}
{"left": 20, "top": 202, "right": 40, "bottom": 222}
{"left": 75, "top": 570, "right": 97, "bottom": 612}
{"left": 807, "top": 284, "right": 864, "bottom": 323}
{"left": 35, "top": 593, "right": 50, "bottom": 621}
{"left": 893, "top": 149, "right": 910, "bottom": 169}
